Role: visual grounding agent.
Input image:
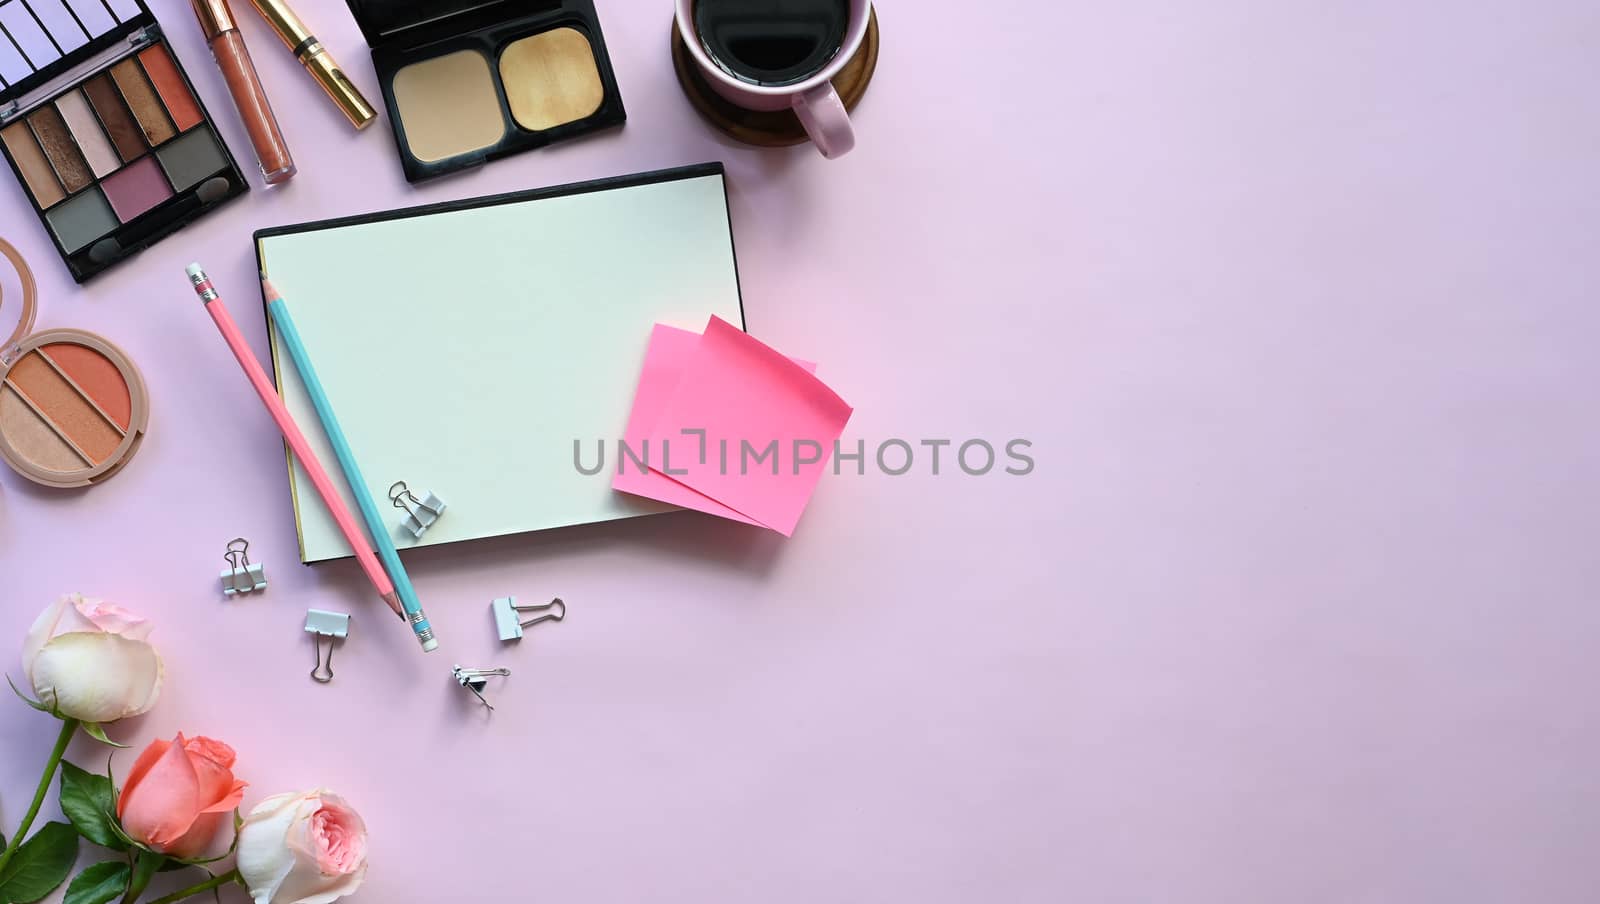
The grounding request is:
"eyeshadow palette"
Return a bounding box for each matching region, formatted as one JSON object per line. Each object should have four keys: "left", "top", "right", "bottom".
{"left": 0, "top": 0, "right": 247, "bottom": 282}
{"left": 0, "top": 238, "right": 148, "bottom": 487}
{"left": 345, "top": 0, "right": 626, "bottom": 182}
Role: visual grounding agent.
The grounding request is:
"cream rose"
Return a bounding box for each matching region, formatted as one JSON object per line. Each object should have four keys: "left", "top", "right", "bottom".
{"left": 22, "top": 594, "right": 162, "bottom": 723}
{"left": 237, "top": 790, "right": 369, "bottom": 904}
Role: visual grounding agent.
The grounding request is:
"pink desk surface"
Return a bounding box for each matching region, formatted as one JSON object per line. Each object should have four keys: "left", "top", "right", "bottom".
{"left": 4, "top": 2, "right": 1600, "bottom": 902}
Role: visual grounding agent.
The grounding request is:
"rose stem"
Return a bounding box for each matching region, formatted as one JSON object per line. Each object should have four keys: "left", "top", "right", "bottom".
{"left": 0, "top": 717, "right": 78, "bottom": 875}
{"left": 142, "top": 868, "right": 241, "bottom": 904}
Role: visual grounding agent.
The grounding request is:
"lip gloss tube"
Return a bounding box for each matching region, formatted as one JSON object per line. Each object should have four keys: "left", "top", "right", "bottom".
{"left": 190, "top": 0, "right": 295, "bottom": 184}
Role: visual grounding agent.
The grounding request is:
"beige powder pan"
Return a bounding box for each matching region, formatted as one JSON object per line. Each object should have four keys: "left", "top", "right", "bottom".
{"left": 0, "top": 239, "right": 149, "bottom": 489}
{"left": 391, "top": 50, "right": 507, "bottom": 163}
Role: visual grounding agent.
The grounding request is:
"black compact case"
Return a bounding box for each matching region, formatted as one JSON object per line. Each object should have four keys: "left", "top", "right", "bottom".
{"left": 345, "top": 0, "right": 627, "bottom": 183}
{"left": 0, "top": 0, "right": 248, "bottom": 283}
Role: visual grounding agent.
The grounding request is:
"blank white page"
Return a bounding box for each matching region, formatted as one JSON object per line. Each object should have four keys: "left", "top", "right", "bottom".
{"left": 257, "top": 169, "right": 743, "bottom": 563}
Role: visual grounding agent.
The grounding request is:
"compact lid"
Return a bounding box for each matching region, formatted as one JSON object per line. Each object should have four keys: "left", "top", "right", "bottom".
{"left": 344, "top": 0, "right": 561, "bottom": 48}
{"left": 0, "top": 0, "right": 155, "bottom": 110}
{"left": 0, "top": 237, "right": 38, "bottom": 365}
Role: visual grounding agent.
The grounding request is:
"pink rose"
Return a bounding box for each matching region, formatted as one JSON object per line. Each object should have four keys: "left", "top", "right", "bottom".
{"left": 23, "top": 594, "right": 162, "bottom": 723}
{"left": 237, "top": 790, "right": 368, "bottom": 904}
{"left": 118, "top": 734, "right": 247, "bottom": 858}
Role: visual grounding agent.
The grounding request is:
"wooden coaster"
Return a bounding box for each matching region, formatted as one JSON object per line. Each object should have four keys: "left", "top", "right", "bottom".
{"left": 672, "top": 7, "right": 880, "bottom": 148}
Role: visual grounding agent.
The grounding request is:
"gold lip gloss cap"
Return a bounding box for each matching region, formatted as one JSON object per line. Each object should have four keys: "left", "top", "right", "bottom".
{"left": 191, "top": 0, "right": 239, "bottom": 39}
{"left": 246, "top": 0, "right": 377, "bottom": 130}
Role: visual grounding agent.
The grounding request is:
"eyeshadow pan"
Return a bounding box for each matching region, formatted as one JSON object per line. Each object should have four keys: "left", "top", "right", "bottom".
{"left": 56, "top": 90, "right": 120, "bottom": 178}
{"left": 500, "top": 28, "right": 605, "bottom": 132}
{"left": 111, "top": 57, "right": 176, "bottom": 146}
{"left": 83, "top": 73, "right": 147, "bottom": 162}
{"left": 6, "top": 352, "right": 123, "bottom": 464}
{"left": 100, "top": 154, "right": 171, "bottom": 222}
{"left": 0, "top": 386, "right": 89, "bottom": 473}
{"left": 1, "top": 121, "right": 66, "bottom": 208}
{"left": 27, "top": 105, "right": 93, "bottom": 193}
{"left": 138, "top": 44, "right": 203, "bottom": 132}
{"left": 41, "top": 343, "right": 132, "bottom": 431}
{"left": 391, "top": 50, "right": 506, "bottom": 163}
{"left": 154, "top": 125, "right": 226, "bottom": 191}
{"left": 45, "top": 187, "right": 118, "bottom": 251}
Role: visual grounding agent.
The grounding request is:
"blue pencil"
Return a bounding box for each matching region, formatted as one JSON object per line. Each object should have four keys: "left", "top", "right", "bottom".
{"left": 263, "top": 277, "right": 437, "bottom": 653}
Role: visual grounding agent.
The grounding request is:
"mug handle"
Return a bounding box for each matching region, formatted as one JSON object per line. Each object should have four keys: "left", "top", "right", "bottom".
{"left": 792, "top": 83, "right": 855, "bottom": 159}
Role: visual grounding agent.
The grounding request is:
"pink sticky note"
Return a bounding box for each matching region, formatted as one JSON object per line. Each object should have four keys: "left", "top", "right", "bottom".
{"left": 613, "top": 324, "right": 817, "bottom": 527}
{"left": 645, "top": 316, "right": 853, "bottom": 536}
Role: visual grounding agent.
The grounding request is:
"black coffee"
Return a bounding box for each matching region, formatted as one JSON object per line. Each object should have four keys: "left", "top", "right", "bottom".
{"left": 694, "top": 0, "right": 850, "bottom": 87}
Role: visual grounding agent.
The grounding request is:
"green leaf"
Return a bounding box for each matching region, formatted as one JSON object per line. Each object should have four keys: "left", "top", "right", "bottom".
{"left": 5, "top": 673, "right": 48, "bottom": 712}
{"left": 96, "top": 757, "right": 140, "bottom": 853}
{"left": 79, "top": 723, "right": 129, "bottom": 749}
{"left": 101, "top": 817, "right": 135, "bottom": 852}
{"left": 62, "top": 861, "right": 129, "bottom": 904}
{"left": 0, "top": 822, "right": 79, "bottom": 903}
{"left": 59, "top": 761, "right": 126, "bottom": 851}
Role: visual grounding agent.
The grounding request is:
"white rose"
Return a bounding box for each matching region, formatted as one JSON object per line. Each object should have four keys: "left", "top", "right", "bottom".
{"left": 22, "top": 594, "right": 162, "bottom": 723}
{"left": 238, "top": 790, "right": 369, "bottom": 904}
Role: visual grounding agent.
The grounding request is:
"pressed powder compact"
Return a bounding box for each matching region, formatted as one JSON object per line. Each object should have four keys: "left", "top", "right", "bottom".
{"left": 0, "top": 238, "right": 148, "bottom": 487}
{"left": 344, "top": 0, "right": 626, "bottom": 182}
{"left": 0, "top": 0, "right": 249, "bottom": 282}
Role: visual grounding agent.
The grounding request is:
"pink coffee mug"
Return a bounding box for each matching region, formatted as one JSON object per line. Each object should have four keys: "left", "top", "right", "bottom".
{"left": 675, "top": 0, "right": 871, "bottom": 159}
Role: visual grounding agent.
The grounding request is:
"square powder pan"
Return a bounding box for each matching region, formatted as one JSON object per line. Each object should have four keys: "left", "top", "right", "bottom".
{"left": 347, "top": 0, "right": 626, "bottom": 183}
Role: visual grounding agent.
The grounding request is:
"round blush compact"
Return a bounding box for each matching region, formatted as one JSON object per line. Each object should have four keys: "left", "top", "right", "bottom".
{"left": 0, "top": 238, "right": 149, "bottom": 488}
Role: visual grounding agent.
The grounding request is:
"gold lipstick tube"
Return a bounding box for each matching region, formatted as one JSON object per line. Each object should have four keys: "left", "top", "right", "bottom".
{"left": 247, "top": 0, "right": 377, "bottom": 129}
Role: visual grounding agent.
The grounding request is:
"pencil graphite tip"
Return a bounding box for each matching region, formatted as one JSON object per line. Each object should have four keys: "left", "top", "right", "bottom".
{"left": 262, "top": 277, "right": 281, "bottom": 301}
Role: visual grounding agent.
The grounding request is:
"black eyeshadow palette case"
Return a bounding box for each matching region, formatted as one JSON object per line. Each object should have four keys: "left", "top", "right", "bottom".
{"left": 0, "top": 0, "right": 248, "bottom": 283}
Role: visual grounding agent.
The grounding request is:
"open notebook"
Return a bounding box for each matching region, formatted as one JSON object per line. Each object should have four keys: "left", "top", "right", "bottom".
{"left": 254, "top": 164, "right": 744, "bottom": 563}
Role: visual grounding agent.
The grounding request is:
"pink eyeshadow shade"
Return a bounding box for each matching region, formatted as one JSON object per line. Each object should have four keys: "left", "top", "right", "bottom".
{"left": 99, "top": 155, "right": 171, "bottom": 223}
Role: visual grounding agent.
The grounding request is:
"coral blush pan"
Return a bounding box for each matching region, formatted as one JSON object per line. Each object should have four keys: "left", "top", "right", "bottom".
{"left": 0, "top": 239, "right": 150, "bottom": 488}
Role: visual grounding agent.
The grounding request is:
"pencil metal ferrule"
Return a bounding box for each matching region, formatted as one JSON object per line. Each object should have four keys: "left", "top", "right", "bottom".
{"left": 186, "top": 264, "right": 219, "bottom": 303}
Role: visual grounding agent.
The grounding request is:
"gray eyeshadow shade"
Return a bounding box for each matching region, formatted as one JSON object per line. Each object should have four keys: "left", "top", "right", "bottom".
{"left": 45, "top": 188, "right": 119, "bottom": 252}
{"left": 154, "top": 126, "right": 227, "bottom": 192}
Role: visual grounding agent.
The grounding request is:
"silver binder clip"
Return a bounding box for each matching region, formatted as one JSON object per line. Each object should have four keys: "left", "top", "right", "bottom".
{"left": 220, "top": 538, "right": 267, "bottom": 597}
{"left": 492, "top": 597, "right": 566, "bottom": 641}
{"left": 389, "top": 481, "right": 446, "bottom": 539}
{"left": 453, "top": 665, "right": 510, "bottom": 710}
{"left": 305, "top": 610, "right": 350, "bottom": 684}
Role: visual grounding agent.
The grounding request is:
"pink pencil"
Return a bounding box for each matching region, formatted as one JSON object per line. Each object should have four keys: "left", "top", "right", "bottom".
{"left": 186, "top": 264, "right": 402, "bottom": 620}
